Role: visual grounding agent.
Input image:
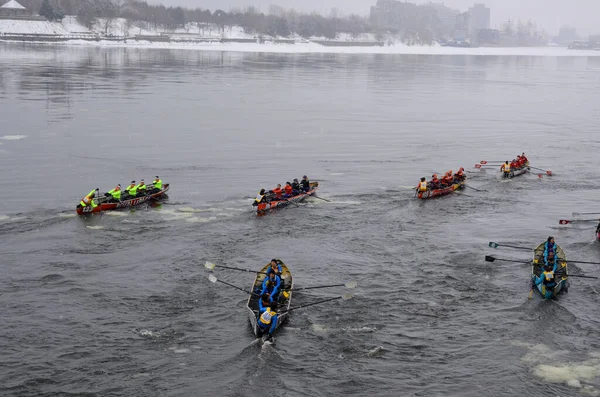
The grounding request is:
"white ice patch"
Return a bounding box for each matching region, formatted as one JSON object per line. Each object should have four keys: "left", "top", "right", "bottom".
{"left": 0, "top": 215, "right": 9, "bottom": 221}
{"left": 185, "top": 216, "right": 217, "bottom": 223}
{"left": 0, "top": 135, "right": 27, "bottom": 140}
{"left": 86, "top": 225, "right": 104, "bottom": 230}
{"left": 514, "top": 341, "right": 600, "bottom": 391}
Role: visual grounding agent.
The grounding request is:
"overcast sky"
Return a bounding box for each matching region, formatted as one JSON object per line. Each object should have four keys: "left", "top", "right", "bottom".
{"left": 151, "top": 0, "right": 597, "bottom": 36}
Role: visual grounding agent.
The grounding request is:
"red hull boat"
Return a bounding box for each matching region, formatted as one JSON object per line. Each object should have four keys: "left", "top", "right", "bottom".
{"left": 76, "top": 184, "right": 170, "bottom": 215}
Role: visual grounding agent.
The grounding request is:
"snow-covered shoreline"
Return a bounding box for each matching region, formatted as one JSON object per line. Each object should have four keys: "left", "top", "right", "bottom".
{"left": 2, "top": 38, "right": 600, "bottom": 57}
{"left": 1, "top": 16, "right": 600, "bottom": 56}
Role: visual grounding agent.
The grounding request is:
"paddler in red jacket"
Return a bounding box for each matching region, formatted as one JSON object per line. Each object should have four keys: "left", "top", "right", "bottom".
{"left": 441, "top": 171, "right": 453, "bottom": 186}
{"left": 271, "top": 184, "right": 283, "bottom": 198}
{"left": 454, "top": 167, "right": 466, "bottom": 182}
{"left": 521, "top": 153, "right": 528, "bottom": 163}
{"left": 429, "top": 174, "right": 440, "bottom": 189}
{"left": 283, "top": 182, "right": 293, "bottom": 198}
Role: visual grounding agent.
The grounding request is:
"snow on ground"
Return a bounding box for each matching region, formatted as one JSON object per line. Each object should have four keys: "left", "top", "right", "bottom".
{"left": 0, "top": 19, "right": 69, "bottom": 35}
{"left": 60, "top": 16, "right": 90, "bottom": 34}
{"left": 13, "top": 39, "right": 598, "bottom": 57}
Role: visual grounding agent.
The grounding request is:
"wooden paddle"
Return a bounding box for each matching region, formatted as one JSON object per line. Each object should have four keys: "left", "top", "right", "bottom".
{"left": 291, "top": 281, "right": 357, "bottom": 291}
{"left": 485, "top": 255, "right": 600, "bottom": 266}
{"left": 529, "top": 166, "right": 553, "bottom": 176}
{"left": 208, "top": 274, "right": 261, "bottom": 297}
{"left": 572, "top": 212, "right": 600, "bottom": 216}
{"left": 279, "top": 294, "right": 353, "bottom": 314}
{"left": 488, "top": 242, "right": 533, "bottom": 251}
{"left": 558, "top": 219, "right": 599, "bottom": 225}
{"left": 205, "top": 261, "right": 267, "bottom": 274}
{"left": 312, "top": 196, "right": 332, "bottom": 203}
{"left": 465, "top": 185, "right": 487, "bottom": 192}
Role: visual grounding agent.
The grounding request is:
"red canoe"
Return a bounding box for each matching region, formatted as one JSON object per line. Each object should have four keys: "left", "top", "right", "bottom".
{"left": 76, "top": 184, "right": 170, "bottom": 215}
{"left": 257, "top": 182, "right": 319, "bottom": 213}
{"left": 417, "top": 181, "right": 465, "bottom": 199}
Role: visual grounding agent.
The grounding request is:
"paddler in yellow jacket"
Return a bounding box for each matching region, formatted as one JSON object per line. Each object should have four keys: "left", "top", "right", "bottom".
{"left": 79, "top": 188, "right": 99, "bottom": 208}
{"left": 257, "top": 301, "right": 279, "bottom": 340}
{"left": 136, "top": 179, "right": 147, "bottom": 197}
{"left": 125, "top": 180, "right": 137, "bottom": 199}
{"left": 500, "top": 161, "right": 511, "bottom": 178}
{"left": 149, "top": 176, "right": 162, "bottom": 194}
{"left": 106, "top": 184, "right": 121, "bottom": 202}
{"left": 416, "top": 177, "right": 428, "bottom": 193}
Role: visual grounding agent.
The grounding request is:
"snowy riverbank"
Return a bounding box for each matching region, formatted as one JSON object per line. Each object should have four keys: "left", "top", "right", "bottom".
{"left": 1, "top": 17, "right": 600, "bottom": 56}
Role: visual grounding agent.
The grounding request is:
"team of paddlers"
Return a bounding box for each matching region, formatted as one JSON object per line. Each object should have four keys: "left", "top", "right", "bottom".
{"left": 253, "top": 175, "right": 311, "bottom": 206}
{"left": 77, "top": 176, "right": 163, "bottom": 209}
{"left": 416, "top": 168, "right": 467, "bottom": 193}
{"left": 255, "top": 259, "right": 290, "bottom": 339}
{"left": 500, "top": 153, "right": 529, "bottom": 177}
{"left": 532, "top": 236, "right": 565, "bottom": 291}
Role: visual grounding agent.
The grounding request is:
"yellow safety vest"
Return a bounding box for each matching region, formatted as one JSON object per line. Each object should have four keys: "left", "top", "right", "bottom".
{"left": 108, "top": 187, "right": 121, "bottom": 200}
{"left": 153, "top": 179, "right": 162, "bottom": 189}
{"left": 259, "top": 308, "right": 276, "bottom": 325}
{"left": 418, "top": 181, "right": 428, "bottom": 192}
{"left": 137, "top": 183, "right": 146, "bottom": 191}
{"left": 255, "top": 193, "right": 264, "bottom": 203}
{"left": 503, "top": 164, "right": 511, "bottom": 172}
{"left": 126, "top": 184, "right": 137, "bottom": 196}
{"left": 543, "top": 271, "right": 554, "bottom": 281}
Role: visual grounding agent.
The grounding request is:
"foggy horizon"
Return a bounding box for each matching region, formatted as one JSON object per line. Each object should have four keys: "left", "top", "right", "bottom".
{"left": 147, "top": 0, "right": 598, "bottom": 36}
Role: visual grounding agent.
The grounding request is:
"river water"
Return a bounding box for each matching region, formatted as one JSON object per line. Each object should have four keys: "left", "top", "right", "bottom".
{"left": 1, "top": 44, "right": 600, "bottom": 396}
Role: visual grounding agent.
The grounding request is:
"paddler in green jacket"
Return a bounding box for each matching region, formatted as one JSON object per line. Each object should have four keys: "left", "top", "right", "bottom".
{"left": 125, "top": 181, "right": 137, "bottom": 199}
{"left": 79, "top": 188, "right": 99, "bottom": 208}
{"left": 106, "top": 184, "right": 121, "bottom": 202}
{"left": 149, "top": 176, "right": 162, "bottom": 194}
{"left": 136, "top": 179, "right": 147, "bottom": 197}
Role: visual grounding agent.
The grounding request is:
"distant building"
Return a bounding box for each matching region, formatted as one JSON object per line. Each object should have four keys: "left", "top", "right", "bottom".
{"left": 453, "top": 11, "right": 469, "bottom": 40}
{"left": 556, "top": 26, "right": 578, "bottom": 44}
{"left": 0, "top": 0, "right": 28, "bottom": 17}
{"left": 370, "top": 0, "right": 419, "bottom": 32}
{"left": 467, "top": 3, "right": 490, "bottom": 37}
{"left": 423, "top": 2, "right": 459, "bottom": 32}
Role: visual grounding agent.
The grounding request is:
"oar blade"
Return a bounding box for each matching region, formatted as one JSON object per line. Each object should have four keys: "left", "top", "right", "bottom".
{"left": 538, "top": 174, "right": 544, "bottom": 179}
{"left": 208, "top": 274, "right": 218, "bottom": 283}
{"left": 546, "top": 170, "right": 553, "bottom": 176}
{"left": 480, "top": 161, "right": 488, "bottom": 164}
{"left": 342, "top": 293, "right": 353, "bottom": 300}
{"left": 204, "top": 261, "right": 216, "bottom": 270}
{"left": 345, "top": 281, "right": 357, "bottom": 289}
{"left": 474, "top": 164, "right": 482, "bottom": 169}
{"left": 559, "top": 220, "right": 571, "bottom": 225}
{"left": 488, "top": 242, "right": 499, "bottom": 248}
{"left": 485, "top": 255, "right": 496, "bottom": 262}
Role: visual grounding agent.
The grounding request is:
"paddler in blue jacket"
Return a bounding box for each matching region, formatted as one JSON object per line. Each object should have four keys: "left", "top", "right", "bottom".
{"left": 260, "top": 271, "right": 281, "bottom": 301}
{"left": 265, "top": 259, "right": 282, "bottom": 277}
{"left": 258, "top": 293, "right": 271, "bottom": 313}
{"left": 534, "top": 263, "right": 557, "bottom": 291}
{"left": 544, "top": 251, "right": 559, "bottom": 272}
{"left": 543, "top": 236, "right": 557, "bottom": 261}
{"left": 257, "top": 301, "right": 279, "bottom": 338}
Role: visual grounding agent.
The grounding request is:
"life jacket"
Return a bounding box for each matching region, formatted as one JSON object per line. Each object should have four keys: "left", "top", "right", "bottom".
{"left": 82, "top": 196, "right": 92, "bottom": 205}
{"left": 502, "top": 163, "right": 511, "bottom": 172}
{"left": 126, "top": 184, "right": 137, "bottom": 196}
{"left": 272, "top": 187, "right": 282, "bottom": 196}
{"left": 259, "top": 308, "right": 276, "bottom": 325}
{"left": 521, "top": 155, "right": 528, "bottom": 162}
{"left": 137, "top": 182, "right": 146, "bottom": 191}
{"left": 542, "top": 271, "right": 556, "bottom": 287}
{"left": 108, "top": 186, "right": 121, "bottom": 199}
{"left": 510, "top": 161, "right": 517, "bottom": 169}
{"left": 153, "top": 179, "right": 162, "bottom": 189}
{"left": 284, "top": 185, "right": 293, "bottom": 195}
{"left": 544, "top": 242, "right": 556, "bottom": 253}
{"left": 418, "top": 181, "right": 428, "bottom": 192}
{"left": 254, "top": 193, "right": 264, "bottom": 203}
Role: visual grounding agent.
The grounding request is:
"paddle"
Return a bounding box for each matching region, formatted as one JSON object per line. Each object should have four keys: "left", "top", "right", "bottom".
{"left": 474, "top": 164, "right": 500, "bottom": 169}
{"left": 485, "top": 255, "right": 530, "bottom": 264}
{"left": 208, "top": 274, "right": 261, "bottom": 297}
{"left": 291, "top": 281, "right": 357, "bottom": 291}
{"left": 486, "top": 255, "right": 600, "bottom": 266}
{"left": 279, "top": 294, "right": 353, "bottom": 314}
{"left": 465, "top": 185, "right": 487, "bottom": 192}
{"left": 572, "top": 212, "right": 600, "bottom": 216}
{"left": 488, "top": 242, "right": 533, "bottom": 251}
{"left": 529, "top": 166, "right": 553, "bottom": 176}
{"left": 313, "top": 196, "right": 332, "bottom": 203}
{"left": 559, "top": 219, "right": 599, "bottom": 225}
{"left": 565, "top": 274, "right": 599, "bottom": 279}
{"left": 204, "top": 261, "right": 268, "bottom": 274}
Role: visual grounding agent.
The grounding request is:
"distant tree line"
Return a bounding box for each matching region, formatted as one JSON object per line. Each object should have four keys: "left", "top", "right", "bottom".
{"left": 18, "top": 0, "right": 372, "bottom": 39}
